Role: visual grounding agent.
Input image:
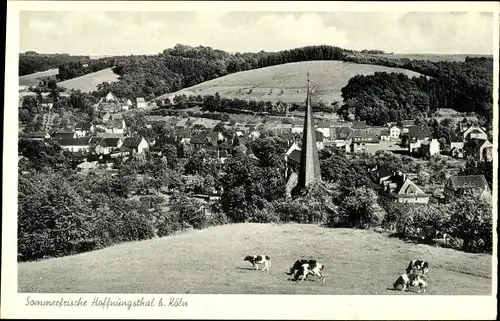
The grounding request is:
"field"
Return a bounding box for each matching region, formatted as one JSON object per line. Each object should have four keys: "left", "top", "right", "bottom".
{"left": 18, "top": 223, "right": 492, "bottom": 294}
{"left": 19, "top": 68, "right": 59, "bottom": 86}
{"left": 57, "top": 68, "right": 120, "bottom": 93}
{"left": 155, "top": 61, "right": 422, "bottom": 104}
{"left": 371, "top": 53, "right": 492, "bottom": 62}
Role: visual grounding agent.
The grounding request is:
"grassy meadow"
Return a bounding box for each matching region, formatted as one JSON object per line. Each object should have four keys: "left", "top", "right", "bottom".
{"left": 57, "top": 68, "right": 120, "bottom": 93}
{"left": 18, "top": 223, "right": 492, "bottom": 295}
{"left": 19, "top": 68, "right": 59, "bottom": 86}
{"left": 155, "top": 61, "right": 422, "bottom": 104}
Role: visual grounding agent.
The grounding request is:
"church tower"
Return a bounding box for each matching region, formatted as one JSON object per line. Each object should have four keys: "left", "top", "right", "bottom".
{"left": 296, "top": 71, "right": 321, "bottom": 190}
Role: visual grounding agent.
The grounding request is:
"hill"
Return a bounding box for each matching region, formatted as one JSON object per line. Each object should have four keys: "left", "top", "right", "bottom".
{"left": 18, "top": 223, "right": 491, "bottom": 294}
{"left": 155, "top": 61, "right": 422, "bottom": 104}
{"left": 19, "top": 68, "right": 59, "bottom": 86}
{"left": 56, "top": 68, "right": 120, "bottom": 93}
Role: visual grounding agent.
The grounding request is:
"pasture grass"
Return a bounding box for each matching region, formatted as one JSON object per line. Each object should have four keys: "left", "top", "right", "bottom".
{"left": 18, "top": 223, "right": 492, "bottom": 294}
{"left": 155, "top": 61, "right": 422, "bottom": 104}
{"left": 57, "top": 68, "right": 120, "bottom": 93}
{"left": 19, "top": 68, "right": 59, "bottom": 86}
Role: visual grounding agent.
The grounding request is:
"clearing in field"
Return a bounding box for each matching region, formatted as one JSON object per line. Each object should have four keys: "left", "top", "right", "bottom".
{"left": 57, "top": 68, "right": 120, "bottom": 93}
{"left": 19, "top": 68, "right": 59, "bottom": 86}
{"left": 155, "top": 61, "right": 422, "bottom": 104}
{"left": 18, "top": 223, "right": 492, "bottom": 294}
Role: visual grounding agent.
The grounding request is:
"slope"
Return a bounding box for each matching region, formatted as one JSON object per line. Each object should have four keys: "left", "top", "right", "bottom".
{"left": 18, "top": 223, "right": 492, "bottom": 295}
{"left": 155, "top": 61, "right": 423, "bottom": 104}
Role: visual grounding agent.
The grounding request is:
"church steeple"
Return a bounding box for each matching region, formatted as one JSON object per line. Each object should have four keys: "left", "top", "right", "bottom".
{"left": 296, "top": 71, "right": 321, "bottom": 191}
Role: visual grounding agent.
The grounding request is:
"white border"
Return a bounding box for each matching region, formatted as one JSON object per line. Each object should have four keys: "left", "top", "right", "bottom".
{"left": 2, "top": 2, "right": 499, "bottom": 320}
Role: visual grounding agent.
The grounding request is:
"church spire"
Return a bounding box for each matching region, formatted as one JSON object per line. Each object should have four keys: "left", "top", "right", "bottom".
{"left": 296, "top": 71, "right": 321, "bottom": 191}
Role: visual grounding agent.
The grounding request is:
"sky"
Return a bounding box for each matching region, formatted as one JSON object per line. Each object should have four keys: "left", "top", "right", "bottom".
{"left": 19, "top": 11, "right": 495, "bottom": 56}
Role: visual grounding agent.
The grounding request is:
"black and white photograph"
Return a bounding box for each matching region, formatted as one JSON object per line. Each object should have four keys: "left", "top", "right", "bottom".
{"left": 2, "top": 1, "right": 498, "bottom": 319}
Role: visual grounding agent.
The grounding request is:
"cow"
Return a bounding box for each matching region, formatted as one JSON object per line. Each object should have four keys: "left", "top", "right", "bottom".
{"left": 393, "top": 273, "right": 428, "bottom": 293}
{"left": 289, "top": 259, "right": 317, "bottom": 275}
{"left": 393, "top": 273, "right": 411, "bottom": 292}
{"left": 293, "top": 261, "right": 325, "bottom": 283}
{"left": 244, "top": 255, "right": 271, "bottom": 271}
{"left": 406, "top": 260, "right": 429, "bottom": 275}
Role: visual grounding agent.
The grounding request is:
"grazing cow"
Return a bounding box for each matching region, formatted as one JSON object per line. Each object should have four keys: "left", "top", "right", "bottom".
{"left": 393, "top": 273, "right": 411, "bottom": 292}
{"left": 409, "top": 273, "right": 428, "bottom": 293}
{"left": 244, "top": 255, "right": 271, "bottom": 271}
{"left": 293, "top": 262, "right": 325, "bottom": 283}
{"left": 289, "top": 259, "right": 317, "bottom": 275}
{"left": 406, "top": 260, "right": 429, "bottom": 275}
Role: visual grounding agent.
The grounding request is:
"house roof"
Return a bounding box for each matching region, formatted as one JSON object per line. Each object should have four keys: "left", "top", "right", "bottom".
{"left": 192, "top": 124, "right": 207, "bottom": 130}
{"left": 107, "top": 119, "right": 124, "bottom": 129}
{"left": 374, "top": 167, "right": 393, "bottom": 179}
{"left": 122, "top": 137, "right": 146, "bottom": 149}
{"left": 381, "top": 129, "right": 390, "bottom": 135}
{"left": 351, "top": 129, "right": 380, "bottom": 143}
{"left": 207, "top": 131, "right": 220, "bottom": 142}
{"left": 51, "top": 132, "right": 75, "bottom": 140}
{"left": 57, "top": 138, "right": 90, "bottom": 146}
{"left": 393, "top": 178, "right": 427, "bottom": 197}
{"left": 26, "top": 131, "right": 49, "bottom": 138}
{"left": 137, "top": 97, "right": 146, "bottom": 103}
{"left": 408, "top": 125, "right": 432, "bottom": 140}
{"left": 316, "top": 121, "right": 331, "bottom": 128}
{"left": 352, "top": 121, "right": 367, "bottom": 129}
{"left": 288, "top": 149, "right": 301, "bottom": 163}
{"left": 219, "top": 150, "right": 229, "bottom": 158}
{"left": 332, "top": 127, "right": 351, "bottom": 139}
{"left": 98, "top": 137, "right": 122, "bottom": 147}
{"left": 191, "top": 131, "right": 209, "bottom": 144}
{"left": 315, "top": 130, "right": 324, "bottom": 142}
{"left": 448, "top": 175, "right": 489, "bottom": 191}
{"left": 75, "top": 122, "right": 92, "bottom": 131}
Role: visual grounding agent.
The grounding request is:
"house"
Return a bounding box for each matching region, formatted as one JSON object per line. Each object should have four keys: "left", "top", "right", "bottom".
{"left": 56, "top": 138, "right": 91, "bottom": 153}
{"left": 315, "top": 130, "right": 325, "bottom": 150}
{"left": 370, "top": 166, "right": 393, "bottom": 184}
{"left": 444, "top": 175, "right": 490, "bottom": 200}
{"left": 380, "top": 129, "right": 391, "bottom": 141}
{"left": 464, "top": 138, "right": 493, "bottom": 162}
{"left": 95, "top": 137, "right": 123, "bottom": 155}
{"left": 383, "top": 172, "right": 429, "bottom": 204}
{"left": 407, "top": 125, "right": 432, "bottom": 154}
{"left": 331, "top": 127, "right": 352, "bottom": 153}
{"left": 25, "top": 131, "right": 50, "bottom": 141}
{"left": 40, "top": 97, "right": 54, "bottom": 111}
{"left": 315, "top": 121, "right": 332, "bottom": 139}
{"left": 175, "top": 130, "right": 192, "bottom": 144}
{"left": 192, "top": 124, "right": 207, "bottom": 132}
{"left": 352, "top": 120, "right": 367, "bottom": 129}
{"left": 350, "top": 130, "right": 380, "bottom": 154}
{"left": 51, "top": 130, "right": 76, "bottom": 140}
{"left": 285, "top": 149, "right": 302, "bottom": 178}
{"left": 76, "top": 160, "right": 98, "bottom": 172}
{"left": 74, "top": 122, "right": 93, "bottom": 138}
{"left": 462, "top": 125, "right": 488, "bottom": 141}
{"left": 136, "top": 97, "right": 147, "bottom": 109}
{"left": 105, "top": 119, "right": 126, "bottom": 135}
{"left": 207, "top": 131, "right": 225, "bottom": 146}
{"left": 191, "top": 131, "right": 210, "bottom": 148}
{"left": 420, "top": 139, "right": 440, "bottom": 158}
{"left": 122, "top": 136, "right": 149, "bottom": 155}
{"left": 450, "top": 135, "right": 464, "bottom": 151}
{"left": 105, "top": 92, "right": 117, "bottom": 102}
{"left": 389, "top": 125, "right": 401, "bottom": 139}
{"left": 450, "top": 147, "right": 465, "bottom": 159}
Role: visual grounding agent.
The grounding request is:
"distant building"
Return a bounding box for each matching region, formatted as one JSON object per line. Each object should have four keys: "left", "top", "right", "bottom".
{"left": 444, "top": 175, "right": 490, "bottom": 200}
{"left": 74, "top": 122, "right": 94, "bottom": 138}
{"left": 56, "top": 138, "right": 91, "bottom": 153}
{"left": 389, "top": 125, "right": 401, "bottom": 139}
{"left": 122, "top": 136, "right": 149, "bottom": 155}
{"left": 136, "top": 97, "right": 147, "bottom": 109}
{"left": 464, "top": 138, "right": 493, "bottom": 162}
{"left": 420, "top": 138, "right": 440, "bottom": 158}
{"left": 51, "top": 130, "right": 76, "bottom": 140}
{"left": 25, "top": 131, "right": 50, "bottom": 141}
{"left": 380, "top": 129, "right": 391, "bottom": 141}
{"left": 462, "top": 125, "right": 488, "bottom": 141}
{"left": 105, "top": 119, "right": 126, "bottom": 135}
{"left": 95, "top": 137, "right": 123, "bottom": 155}
{"left": 407, "top": 125, "right": 432, "bottom": 154}
{"left": 105, "top": 92, "right": 117, "bottom": 102}
{"left": 382, "top": 172, "right": 429, "bottom": 204}
{"left": 350, "top": 130, "right": 380, "bottom": 154}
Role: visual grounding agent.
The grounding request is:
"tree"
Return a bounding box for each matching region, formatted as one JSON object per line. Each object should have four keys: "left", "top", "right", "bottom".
{"left": 337, "top": 186, "right": 380, "bottom": 228}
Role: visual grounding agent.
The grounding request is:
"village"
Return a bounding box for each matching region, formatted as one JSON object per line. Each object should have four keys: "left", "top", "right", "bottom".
{"left": 20, "top": 88, "right": 493, "bottom": 209}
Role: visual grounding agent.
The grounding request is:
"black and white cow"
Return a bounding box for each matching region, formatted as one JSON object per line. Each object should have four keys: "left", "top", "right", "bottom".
{"left": 293, "top": 261, "right": 325, "bottom": 283}
{"left": 244, "top": 255, "right": 271, "bottom": 271}
{"left": 393, "top": 273, "right": 428, "bottom": 293}
{"left": 405, "top": 260, "right": 429, "bottom": 275}
{"left": 289, "top": 259, "right": 317, "bottom": 275}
